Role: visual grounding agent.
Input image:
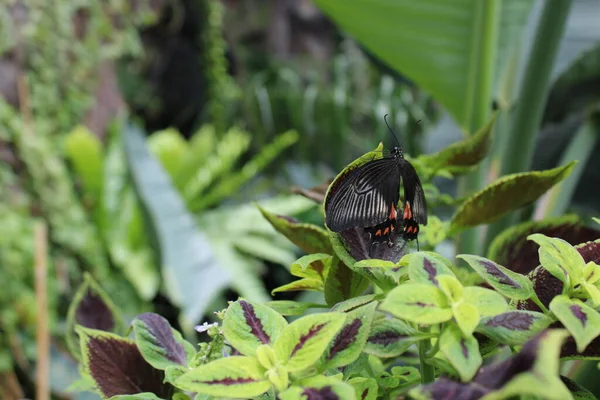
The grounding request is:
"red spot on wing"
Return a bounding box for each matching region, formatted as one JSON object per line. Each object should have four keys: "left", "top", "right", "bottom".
{"left": 403, "top": 202, "right": 413, "bottom": 220}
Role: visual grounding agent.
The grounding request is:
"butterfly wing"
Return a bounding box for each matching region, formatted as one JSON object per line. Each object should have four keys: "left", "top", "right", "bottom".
{"left": 325, "top": 157, "right": 401, "bottom": 232}
{"left": 400, "top": 159, "right": 427, "bottom": 225}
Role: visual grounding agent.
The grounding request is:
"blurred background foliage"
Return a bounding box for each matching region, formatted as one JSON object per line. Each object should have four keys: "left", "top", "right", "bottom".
{"left": 0, "top": 0, "right": 599, "bottom": 399}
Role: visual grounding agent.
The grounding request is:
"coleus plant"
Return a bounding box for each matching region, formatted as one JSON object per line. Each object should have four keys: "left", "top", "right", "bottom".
{"left": 69, "top": 126, "right": 600, "bottom": 399}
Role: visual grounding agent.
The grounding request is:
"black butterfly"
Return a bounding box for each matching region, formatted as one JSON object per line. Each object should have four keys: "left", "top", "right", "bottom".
{"left": 324, "top": 117, "right": 427, "bottom": 249}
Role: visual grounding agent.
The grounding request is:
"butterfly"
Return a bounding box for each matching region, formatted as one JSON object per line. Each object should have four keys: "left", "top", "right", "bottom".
{"left": 324, "top": 116, "right": 427, "bottom": 250}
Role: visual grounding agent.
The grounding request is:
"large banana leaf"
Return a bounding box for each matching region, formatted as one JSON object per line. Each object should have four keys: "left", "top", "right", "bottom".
{"left": 315, "top": 0, "right": 535, "bottom": 129}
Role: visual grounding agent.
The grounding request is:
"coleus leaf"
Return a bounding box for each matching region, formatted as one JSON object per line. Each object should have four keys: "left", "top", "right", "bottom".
{"left": 66, "top": 273, "right": 124, "bottom": 360}
{"left": 330, "top": 294, "right": 378, "bottom": 313}
{"left": 274, "top": 312, "right": 346, "bottom": 372}
{"left": 457, "top": 255, "right": 533, "bottom": 300}
{"left": 259, "top": 206, "right": 333, "bottom": 254}
{"left": 320, "top": 301, "right": 378, "bottom": 370}
{"left": 364, "top": 317, "right": 419, "bottom": 358}
{"left": 272, "top": 278, "right": 325, "bottom": 295}
{"left": 560, "top": 376, "right": 598, "bottom": 400}
{"left": 109, "top": 394, "right": 164, "bottom": 400}
{"left": 550, "top": 295, "right": 600, "bottom": 353}
{"left": 476, "top": 310, "right": 553, "bottom": 345}
{"left": 77, "top": 327, "right": 173, "bottom": 399}
{"left": 408, "top": 252, "right": 456, "bottom": 286}
{"left": 462, "top": 287, "right": 508, "bottom": 317}
{"left": 347, "top": 377, "right": 378, "bottom": 400}
{"left": 528, "top": 233, "right": 585, "bottom": 289}
{"left": 174, "top": 356, "right": 270, "bottom": 398}
{"left": 222, "top": 299, "right": 288, "bottom": 357}
{"left": 290, "top": 253, "right": 331, "bottom": 281}
{"left": 380, "top": 284, "right": 453, "bottom": 324}
{"left": 131, "top": 313, "right": 195, "bottom": 370}
{"left": 450, "top": 162, "right": 577, "bottom": 230}
{"left": 417, "top": 113, "right": 496, "bottom": 175}
{"left": 452, "top": 302, "right": 479, "bottom": 338}
{"left": 279, "top": 375, "right": 356, "bottom": 400}
{"left": 487, "top": 215, "right": 600, "bottom": 274}
{"left": 439, "top": 324, "right": 482, "bottom": 382}
{"left": 324, "top": 255, "right": 369, "bottom": 306}
{"left": 265, "top": 300, "right": 326, "bottom": 316}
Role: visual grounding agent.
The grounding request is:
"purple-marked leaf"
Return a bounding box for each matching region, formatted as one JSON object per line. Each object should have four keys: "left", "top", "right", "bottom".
{"left": 109, "top": 394, "right": 164, "bottom": 400}
{"left": 410, "top": 377, "right": 489, "bottom": 400}
{"left": 436, "top": 274, "right": 464, "bottom": 303}
{"left": 77, "top": 328, "right": 173, "bottom": 399}
{"left": 408, "top": 252, "right": 456, "bottom": 286}
{"left": 550, "top": 295, "right": 600, "bottom": 353}
{"left": 259, "top": 206, "right": 333, "bottom": 255}
{"left": 291, "top": 253, "right": 332, "bottom": 281}
{"left": 439, "top": 324, "right": 481, "bottom": 382}
{"left": 450, "top": 162, "right": 577, "bottom": 230}
{"left": 272, "top": 278, "right": 325, "bottom": 295}
{"left": 320, "top": 302, "right": 378, "bottom": 370}
{"left": 418, "top": 115, "right": 495, "bottom": 174}
{"left": 364, "top": 318, "right": 419, "bottom": 358}
{"left": 477, "top": 311, "right": 553, "bottom": 345}
{"left": 265, "top": 301, "right": 326, "bottom": 316}
{"left": 324, "top": 255, "right": 369, "bottom": 307}
{"left": 390, "top": 366, "right": 421, "bottom": 384}
{"left": 274, "top": 312, "right": 346, "bottom": 372}
{"left": 487, "top": 216, "right": 600, "bottom": 274}
{"left": 279, "top": 375, "right": 356, "bottom": 400}
{"left": 164, "top": 365, "right": 186, "bottom": 384}
{"left": 515, "top": 264, "right": 564, "bottom": 312}
{"left": 476, "top": 330, "right": 571, "bottom": 400}
{"left": 457, "top": 255, "right": 533, "bottom": 300}
{"left": 66, "top": 273, "right": 123, "bottom": 360}
{"left": 462, "top": 287, "right": 508, "bottom": 317}
{"left": 175, "top": 356, "right": 270, "bottom": 398}
{"left": 131, "top": 313, "right": 195, "bottom": 370}
{"left": 330, "top": 294, "right": 378, "bottom": 313}
{"left": 380, "top": 284, "right": 453, "bottom": 324}
{"left": 347, "top": 377, "right": 378, "bottom": 400}
{"left": 222, "top": 299, "right": 288, "bottom": 357}
{"left": 561, "top": 376, "right": 598, "bottom": 400}
{"left": 560, "top": 331, "right": 600, "bottom": 360}
{"left": 529, "top": 233, "right": 585, "bottom": 287}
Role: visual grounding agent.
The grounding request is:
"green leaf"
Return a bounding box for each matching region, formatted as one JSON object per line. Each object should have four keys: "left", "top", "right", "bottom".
{"left": 348, "top": 377, "right": 378, "bottom": 400}
{"left": 290, "top": 253, "right": 331, "bottom": 281}
{"left": 354, "top": 259, "right": 398, "bottom": 269}
{"left": 390, "top": 366, "right": 421, "bottom": 386}
{"left": 131, "top": 313, "right": 195, "bottom": 370}
{"left": 380, "top": 284, "right": 453, "bottom": 324}
{"left": 463, "top": 287, "right": 508, "bottom": 317}
{"left": 408, "top": 252, "right": 456, "bottom": 286}
{"left": 320, "top": 302, "right": 377, "bottom": 370}
{"left": 439, "top": 324, "right": 482, "bottom": 382}
{"left": 259, "top": 206, "right": 333, "bottom": 254}
{"left": 477, "top": 311, "right": 554, "bottom": 346}
{"left": 330, "top": 294, "right": 378, "bottom": 313}
{"left": 561, "top": 376, "right": 598, "bottom": 400}
{"left": 109, "top": 394, "right": 164, "bottom": 400}
{"left": 364, "top": 318, "right": 420, "bottom": 358}
{"left": 450, "top": 162, "right": 577, "bottom": 230}
{"left": 312, "top": 1, "right": 534, "bottom": 129}
{"left": 324, "top": 255, "right": 369, "bottom": 306}
{"left": 273, "top": 312, "right": 346, "bottom": 372}
{"left": 457, "top": 254, "right": 534, "bottom": 300}
{"left": 272, "top": 278, "right": 324, "bottom": 295}
{"left": 280, "top": 375, "right": 356, "bottom": 400}
{"left": 175, "top": 356, "right": 270, "bottom": 398}
{"left": 453, "top": 302, "right": 480, "bottom": 338}
{"left": 124, "top": 124, "right": 231, "bottom": 331}
{"left": 528, "top": 233, "right": 585, "bottom": 289}
{"left": 437, "top": 275, "right": 464, "bottom": 304}
{"left": 65, "top": 125, "right": 104, "bottom": 202}
{"left": 147, "top": 128, "right": 188, "bottom": 178}
{"left": 222, "top": 299, "right": 288, "bottom": 357}
{"left": 66, "top": 273, "right": 124, "bottom": 360}
{"left": 264, "top": 301, "right": 326, "bottom": 316}
{"left": 418, "top": 113, "right": 496, "bottom": 174}
{"left": 550, "top": 295, "right": 600, "bottom": 353}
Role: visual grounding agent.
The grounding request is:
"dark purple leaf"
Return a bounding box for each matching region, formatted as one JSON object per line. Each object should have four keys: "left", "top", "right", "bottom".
{"left": 84, "top": 332, "right": 173, "bottom": 398}
{"left": 76, "top": 288, "right": 115, "bottom": 332}
{"left": 558, "top": 321, "right": 600, "bottom": 359}
{"left": 302, "top": 386, "right": 338, "bottom": 400}
{"left": 133, "top": 313, "right": 188, "bottom": 366}
{"left": 239, "top": 300, "right": 270, "bottom": 345}
{"left": 326, "top": 318, "right": 362, "bottom": 361}
{"left": 516, "top": 266, "right": 564, "bottom": 312}
{"left": 291, "top": 323, "right": 327, "bottom": 357}
{"left": 415, "top": 378, "right": 489, "bottom": 400}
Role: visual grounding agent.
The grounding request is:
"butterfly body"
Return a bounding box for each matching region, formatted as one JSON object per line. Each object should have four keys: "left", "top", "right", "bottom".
{"left": 325, "top": 145, "right": 427, "bottom": 245}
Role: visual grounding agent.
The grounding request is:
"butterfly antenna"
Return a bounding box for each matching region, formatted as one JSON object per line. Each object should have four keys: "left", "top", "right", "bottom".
{"left": 383, "top": 114, "right": 401, "bottom": 147}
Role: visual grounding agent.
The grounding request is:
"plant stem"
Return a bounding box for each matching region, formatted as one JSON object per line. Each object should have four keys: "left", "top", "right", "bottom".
{"left": 486, "top": 0, "right": 573, "bottom": 243}
{"left": 418, "top": 331, "right": 435, "bottom": 384}
{"left": 458, "top": 0, "right": 499, "bottom": 256}
{"left": 538, "top": 120, "right": 597, "bottom": 218}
